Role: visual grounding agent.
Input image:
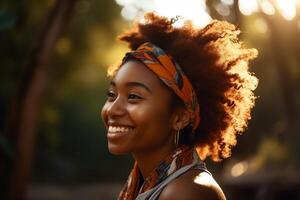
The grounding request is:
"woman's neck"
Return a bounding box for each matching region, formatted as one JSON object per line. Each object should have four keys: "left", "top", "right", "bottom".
{"left": 132, "top": 141, "right": 175, "bottom": 179}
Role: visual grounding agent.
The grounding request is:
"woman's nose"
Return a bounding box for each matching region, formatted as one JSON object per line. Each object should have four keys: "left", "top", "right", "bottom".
{"left": 107, "top": 97, "right": 126, "bottom": 117}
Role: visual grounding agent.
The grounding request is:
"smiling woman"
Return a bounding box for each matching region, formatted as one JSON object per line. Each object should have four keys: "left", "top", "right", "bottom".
{"left": 101, "top": 12, "right": 258, "bottom": 200}
{"left": 103, "top": 60, "right": 177, "bottom": 156}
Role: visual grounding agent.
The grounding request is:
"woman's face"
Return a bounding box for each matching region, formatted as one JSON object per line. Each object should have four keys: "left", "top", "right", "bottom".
{"left": 101, "top": 60, "right": 177, "bottom": 155}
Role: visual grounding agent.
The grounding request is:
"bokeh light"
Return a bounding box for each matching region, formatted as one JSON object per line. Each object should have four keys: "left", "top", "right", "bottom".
{"left": 260, "top": 0, "right": 275, "bottom": 15}
{"left": 276, "top": 0, "right": 297, "bottom": 20}
{"left": 238, "top": 0, "right": 259, "bottom": 15}
{"left": 237, "top": 0, "right": 298, "bottom": 20}
{"left": 115, "top": 0, "right": 212, "bottom": 27}
{"left": 231, "top": 161, "right": 249, "bottom": 177}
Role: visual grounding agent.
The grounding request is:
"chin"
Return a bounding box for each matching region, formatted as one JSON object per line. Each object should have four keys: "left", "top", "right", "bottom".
{"left": 108, "top": 143, "right": 130, "bottom": 155}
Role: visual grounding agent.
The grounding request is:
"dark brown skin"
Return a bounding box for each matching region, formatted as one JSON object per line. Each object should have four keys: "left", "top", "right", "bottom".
{"left": 102, "top": 60, "right": 226, "bottom": 199}
{"left": 101, "top": 60, "right": 189, "bottom": 178}
{"left": 159, "top": 170, "right": 226, "bottom": 200}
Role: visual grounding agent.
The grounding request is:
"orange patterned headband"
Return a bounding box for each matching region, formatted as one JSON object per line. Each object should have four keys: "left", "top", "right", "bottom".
{"left": 122, "top": 42, "right": 200, "bottom": 131}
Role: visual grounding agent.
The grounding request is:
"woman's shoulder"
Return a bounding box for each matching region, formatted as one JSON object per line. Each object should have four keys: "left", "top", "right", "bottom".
{"left": 158, "top": 169, "right": 226, "bottom": 200}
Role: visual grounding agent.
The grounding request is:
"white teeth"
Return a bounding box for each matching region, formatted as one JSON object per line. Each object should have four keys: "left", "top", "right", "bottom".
{"left": 108, "top": 126, "right": 131, "bottom": 133}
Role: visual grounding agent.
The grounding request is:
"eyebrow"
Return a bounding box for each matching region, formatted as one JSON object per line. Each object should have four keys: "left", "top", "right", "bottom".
{"left": 110, "top": 80, "right": 152, "bottom": 94}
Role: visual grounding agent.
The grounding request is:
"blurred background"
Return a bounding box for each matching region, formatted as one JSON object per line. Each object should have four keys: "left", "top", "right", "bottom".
{"left": 0, "top": 0, "right": 300, "bottom": 199}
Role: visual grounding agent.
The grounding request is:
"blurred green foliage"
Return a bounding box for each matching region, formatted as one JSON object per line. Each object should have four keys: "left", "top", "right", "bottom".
{"left": 33, "top": 0, "right": 134, "bottom": 182}
{"left": 1, "top": 0, "right": 132, "bottom": 182}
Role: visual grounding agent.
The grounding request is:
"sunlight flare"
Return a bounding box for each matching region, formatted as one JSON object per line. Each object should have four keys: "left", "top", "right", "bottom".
{"left": 276, "top": 0, "right": 297, "bottom": 20}
{"left": 238, "top": 0, "right": 259, "bottom": 15}
{"left": 259, "top": 0, "right": 275, "bottom": 15}
{"left": 154, "top": 0, "right": 211, "bottom": 27}
{"left": 115, "top": 0, "right": 211, "bottom": 27}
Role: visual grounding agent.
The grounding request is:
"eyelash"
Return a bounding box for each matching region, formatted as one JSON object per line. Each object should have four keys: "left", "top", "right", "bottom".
{"left": 128, "top": 93, "right": 142, "bottom": 100}
{"left": 106, "top": 91, "right": 116, "bottom": 100}
{"left": 106, "top": 91, "right": 143, "bottom": 101}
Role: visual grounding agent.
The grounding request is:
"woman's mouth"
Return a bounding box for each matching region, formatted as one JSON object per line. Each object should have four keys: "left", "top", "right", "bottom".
{"left": 107, "top": 125, "right": 133, "bottom": 139}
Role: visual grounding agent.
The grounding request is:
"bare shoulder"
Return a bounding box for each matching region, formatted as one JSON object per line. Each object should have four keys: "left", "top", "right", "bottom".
{"left": 158, "top": 170, "right": 226, "bottom": 200}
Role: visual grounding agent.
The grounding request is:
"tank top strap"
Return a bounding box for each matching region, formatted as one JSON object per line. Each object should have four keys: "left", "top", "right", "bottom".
{"left": 135, "top": 161, "right": 211, "bottom": 200}
{"left": 192, "top": 161, "right": 212, "bottom": 176}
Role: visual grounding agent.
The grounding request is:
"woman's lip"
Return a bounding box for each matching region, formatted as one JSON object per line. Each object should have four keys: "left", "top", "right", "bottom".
{"left": 107, "top": 130, "right": 131, "bottom": 140}
{"left": 107, "top": 123, "right": 134, "bottom": 128}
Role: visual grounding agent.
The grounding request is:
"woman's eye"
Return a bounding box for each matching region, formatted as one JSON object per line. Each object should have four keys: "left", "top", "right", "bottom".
{"left": 128, "top": 93, "right": 142, "bottom": 100}
{"left": 106, "top": 91, "right": 116, "bottom": 100}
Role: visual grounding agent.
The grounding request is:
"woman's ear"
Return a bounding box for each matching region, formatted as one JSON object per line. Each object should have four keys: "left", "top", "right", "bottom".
{"left": 172, "top": 107, "right": 190, "bottom": 130}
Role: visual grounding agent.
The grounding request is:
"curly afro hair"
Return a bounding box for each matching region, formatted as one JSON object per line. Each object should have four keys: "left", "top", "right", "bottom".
{"left": 110, "top": 12, "right": 258, "bottom": 161}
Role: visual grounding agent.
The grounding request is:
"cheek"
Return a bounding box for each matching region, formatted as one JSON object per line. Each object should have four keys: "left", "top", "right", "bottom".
{"left": 129, "top": 103, "right": 172, "bottom": 128}
{"left": 101, "top": 102, "right": 109, "bottom": 124}
{"left": 126, "top": 105, "right": 144, "bottom": 124}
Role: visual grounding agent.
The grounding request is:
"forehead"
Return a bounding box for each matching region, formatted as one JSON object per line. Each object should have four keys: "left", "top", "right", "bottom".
{"left": 112, "top": 60, "right": 167, "bottom": 90}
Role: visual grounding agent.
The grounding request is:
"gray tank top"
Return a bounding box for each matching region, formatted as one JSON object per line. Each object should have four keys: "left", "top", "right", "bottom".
{"left": 135, "top": 162, "right": 210, "bottom": 200}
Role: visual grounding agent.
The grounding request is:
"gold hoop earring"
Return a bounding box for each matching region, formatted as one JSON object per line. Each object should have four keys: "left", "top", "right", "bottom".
{"left": 174, "top": 129, "right": 180, "bottom": 147}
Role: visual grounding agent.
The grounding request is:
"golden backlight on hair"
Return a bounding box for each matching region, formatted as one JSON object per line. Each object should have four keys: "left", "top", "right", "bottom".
{"left": 115, "top": 12, "right": 258, "bottom": 161}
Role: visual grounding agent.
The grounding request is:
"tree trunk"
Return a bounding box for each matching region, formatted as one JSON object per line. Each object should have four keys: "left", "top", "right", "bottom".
{"left": 232, "top": 0, "right": 243, "bottom": 26}
{"left": 263, "top": 14, "right": 297, "bottom": 129}
{"left": 4, "top": 0, "right": 77, "bottom": 199}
